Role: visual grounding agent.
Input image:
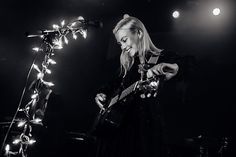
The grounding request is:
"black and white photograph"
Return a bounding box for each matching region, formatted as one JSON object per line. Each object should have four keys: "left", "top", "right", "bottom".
{"left": 0, "top": 0, "right": 235, "bottom": 156}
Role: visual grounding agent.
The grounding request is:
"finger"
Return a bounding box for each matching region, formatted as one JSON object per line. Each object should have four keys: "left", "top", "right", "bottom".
{"left": 152, "top": 69, "right": 161, "bottom": 76}
{"left": 96, "top": 93, "right": 105, "bottom": 101}
{"left": 100, "top": 93, "right": 106, "bottom": 99}
{"left": 146, "top": 69, "right": 154, "bottom": 78}
{"left": 165, "top": 73, "right": 176, "bottom": 80}
{"left": 98, "top": 95, "right": 105, "bottom": 102}
{"left": 95, "top": 97, "right": 104, "bottom": 109}
{"left": 97, "top": 93, "right": 106, "bottom": 100}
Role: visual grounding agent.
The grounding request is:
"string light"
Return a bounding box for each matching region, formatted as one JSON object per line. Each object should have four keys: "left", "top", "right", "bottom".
{"left": 53, "top": 38, "right": 63, "bottom": 49}
{"left": 12, "top": 139, "right": 21, "bottom": 145}
{"left": 52, "top": 24, "right": 60, "bottom": 29}
{"left": 73, "top": 33, "right": 77, "bottom": 40}
{"left": 17, "top": 121, "right": 26, "bottom": 128}
{"left": 30, "top": 118, "right": 42, "bottom": 124}
{"left": 71, "top": 22, "right": 76, "bottom": 27}
{"left": 5, "top": 144, "right": 10, "bottom": 152}
{"left": 80, "top": 29, "right": 87, "bottom": 39}
{"left": 42, "top": 80, "right": 55, "bottom": 87}
{"left": 37, "top": 72, "right": 44, "bottom": 79}
{"left": 33, "top": 64, "right": 41, "bottom": 73}
{"left": 28, "top": 139, "right": 36, "bottom": 145}
{"left": 48, "top": 59, "right": 56, "bottom": 65}
{"left": 3, "top": 16, "right": 89, "bottom": 157}
{"left": 61, "top": 20, "right": 65, "bottom": 27}
{"left": 78, "top": 16, "right": 84, "bottom": 21}
{"left": 32, "top": 47, "right": 41, "bottom": 52}
{"left": 45, "top": 69, "right": 52, "bottom": 74}
{"left": 64, "top": 36, "right": 69, "bottom": 44}
{"left": 31, "top": 92, "right": 38, "bottom": 99}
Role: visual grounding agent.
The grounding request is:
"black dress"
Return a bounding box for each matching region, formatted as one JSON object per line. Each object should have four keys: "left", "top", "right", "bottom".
{"left": 94, "top": 50, "right": 183, "bottom": 157}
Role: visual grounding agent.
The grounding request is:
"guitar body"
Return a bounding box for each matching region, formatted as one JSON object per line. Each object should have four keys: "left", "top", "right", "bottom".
{"left": 91, "top": 77, "right": 160, "bottom": 136}
{"left": 92, "top": 96, "right": 133, "bottom": 135}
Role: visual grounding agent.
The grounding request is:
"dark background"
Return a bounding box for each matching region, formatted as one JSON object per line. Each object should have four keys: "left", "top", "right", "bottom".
{"left": 0, "top": 0, "right": 235, "bottom": 156}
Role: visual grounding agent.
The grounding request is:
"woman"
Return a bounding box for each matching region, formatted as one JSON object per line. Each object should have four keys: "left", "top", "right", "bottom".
{"left": 94, "top": 14, "right": 179, "bottom": 157}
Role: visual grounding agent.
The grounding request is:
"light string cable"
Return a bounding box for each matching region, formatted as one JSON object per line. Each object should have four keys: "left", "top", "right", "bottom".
{"left": 0, "top": 51, "right": 39, "bottom": 154}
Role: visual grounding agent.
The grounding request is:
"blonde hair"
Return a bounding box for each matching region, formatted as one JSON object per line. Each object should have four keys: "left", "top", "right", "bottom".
{"left": 113, "top": 14, "right": 162, "bottom": 77}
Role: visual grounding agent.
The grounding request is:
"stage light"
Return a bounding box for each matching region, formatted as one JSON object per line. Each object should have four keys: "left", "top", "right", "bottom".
{"left": 172, "top": 11, "right": 180, "bottom": 18}
{"left": 213, "top": 8, "right": 220, "bottom": 16}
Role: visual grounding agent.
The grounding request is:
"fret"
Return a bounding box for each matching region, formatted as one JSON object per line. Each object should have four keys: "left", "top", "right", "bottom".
{"left": 108, "top": 95, "right": 119, "bottom": 108}
{"left": 119, "top": 81, "right": 138, "bottom": 100}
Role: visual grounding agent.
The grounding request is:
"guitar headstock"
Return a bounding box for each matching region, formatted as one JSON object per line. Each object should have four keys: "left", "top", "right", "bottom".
{"left": 137, "top": 77, "right": 160, "bottom": 98}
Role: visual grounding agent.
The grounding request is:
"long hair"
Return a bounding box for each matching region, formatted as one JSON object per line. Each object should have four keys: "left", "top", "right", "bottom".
{"left": 113, "top": 15, "right": 163, "bottom": 77}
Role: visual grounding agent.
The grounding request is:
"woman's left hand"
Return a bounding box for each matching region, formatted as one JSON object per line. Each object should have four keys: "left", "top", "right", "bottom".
{"left": 146, "top": 63, "right": 179, "bottom": 80}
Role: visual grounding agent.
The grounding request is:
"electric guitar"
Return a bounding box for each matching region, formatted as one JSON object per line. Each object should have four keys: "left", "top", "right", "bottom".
{"left": 92, "top": 76, "right": 162, "bottom": 134}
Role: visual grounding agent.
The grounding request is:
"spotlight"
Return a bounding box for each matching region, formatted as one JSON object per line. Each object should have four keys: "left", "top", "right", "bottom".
{"left": 213, "top": 8, "right": 220, "bottom": 16}
{"left": 172, "top": 11, "right": 180, "bottom": 18}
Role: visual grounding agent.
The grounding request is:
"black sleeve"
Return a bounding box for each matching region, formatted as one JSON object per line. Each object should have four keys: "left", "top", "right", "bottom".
{"left": 159, "top": 50, "right": 196, "bottom": 81}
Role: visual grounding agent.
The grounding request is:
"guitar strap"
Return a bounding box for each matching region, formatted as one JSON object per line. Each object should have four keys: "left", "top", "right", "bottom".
{"left": 147, "top": 54, "right": 159, "bottom": 64}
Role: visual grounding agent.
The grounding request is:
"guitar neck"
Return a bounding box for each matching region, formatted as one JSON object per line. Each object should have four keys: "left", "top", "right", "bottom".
{"left": 119, "top": 81, "right": 139, "bottom": 100}
{"left": 108, "top": 81, "right": 139, "bottom": 108}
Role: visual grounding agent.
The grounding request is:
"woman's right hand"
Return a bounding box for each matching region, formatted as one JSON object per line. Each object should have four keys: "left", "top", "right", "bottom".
{"left": 95, "top": 93, "right": 107, "bottom": 110}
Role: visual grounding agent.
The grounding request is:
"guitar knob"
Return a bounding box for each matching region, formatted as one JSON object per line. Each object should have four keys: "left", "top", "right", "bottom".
{"left": 153, "top": 92, "right": 157, "bottom": 97}
{"left": 147, "top": 93, "right": 151, "bottom": 98}
{"left": 140, "top": 94, "right": 146, "bottom": 99}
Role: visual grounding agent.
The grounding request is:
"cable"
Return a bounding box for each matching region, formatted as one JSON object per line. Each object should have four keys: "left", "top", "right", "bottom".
{"left": 0, "top": 52, "right": 39, "bottom": 154}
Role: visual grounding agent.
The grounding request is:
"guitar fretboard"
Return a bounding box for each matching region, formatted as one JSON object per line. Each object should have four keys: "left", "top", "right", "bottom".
{"left": 119, "top": 81, "right": 138, "bottom": 100}
{"left": 108, "top": 81, "right": 138, "bottom": 108}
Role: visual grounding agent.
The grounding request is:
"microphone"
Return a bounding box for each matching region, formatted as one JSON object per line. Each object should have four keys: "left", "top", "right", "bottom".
{"left": 79, "top": 19, "right": 103, "bottom": 28}
{"left": 25, "top": 30, "right": 57, "bottom": 38}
